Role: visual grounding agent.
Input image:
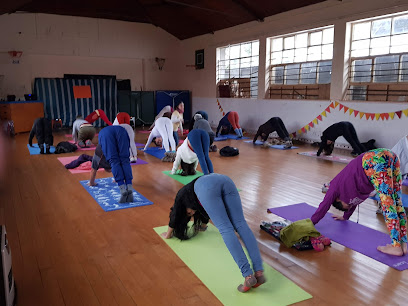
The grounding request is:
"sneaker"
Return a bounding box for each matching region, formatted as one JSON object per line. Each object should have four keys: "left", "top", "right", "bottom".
{"left": 78, "top": 141, "right": 86, "bottom": 148}
{"left": 252, "top": 271, "right": 266, "bottom": 288}
{"left": 85, "top": 139, "right": 93, "bottom": 146}
{"left": 284, "top": 140, "right": 293, "bottom": 149}
{"left": 237, "top": 274, "right": 257, "bottom": 293}
{"left": 322, "top": 183, "right": 330, "bottom": 193}
{"left": 40, "top": 146, "right": 45, "bottom": 154}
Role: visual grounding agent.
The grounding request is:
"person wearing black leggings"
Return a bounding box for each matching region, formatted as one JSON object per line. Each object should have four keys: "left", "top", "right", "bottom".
{"left": 317, "top": 121, "right": 366, "bottom": 156}
{"left": 253, "top": 117, "right": 292, "bottom": 148}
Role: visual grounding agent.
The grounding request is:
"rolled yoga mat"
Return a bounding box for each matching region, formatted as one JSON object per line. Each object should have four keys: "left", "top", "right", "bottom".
{"left": 267, "top": 203, "right": 408, "bottom": 271}
{"left": 154, "top": 223, "right": 312, "bottom": 305}
{"left": 80, "top": 177, "right": 153, "bottom": 212}
{"left": 245, "top": 140, "right": 299, "bottom": 150}
{"left": 297, "top": 151, "right": 354, "bottom": 164}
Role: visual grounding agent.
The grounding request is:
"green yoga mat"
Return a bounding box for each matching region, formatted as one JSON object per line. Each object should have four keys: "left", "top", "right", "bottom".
{"left": 163, "top": 170, "right": 203, "bottom": 185}
{"left": 154, "top": 224, "right": 312, "bottom": 305}
{"left": 163, "top": 171, "right": 242, "bottom": 191}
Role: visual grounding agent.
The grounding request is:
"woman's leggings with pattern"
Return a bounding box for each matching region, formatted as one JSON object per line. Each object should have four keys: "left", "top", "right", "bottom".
{"left": 362, "top": 148, "right": 407, "bottom": 247}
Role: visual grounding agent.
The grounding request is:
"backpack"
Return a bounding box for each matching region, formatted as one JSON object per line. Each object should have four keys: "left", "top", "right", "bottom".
{"left": 54, "top": 141, "right": 78, "bottom": 154}
{"left": 219, "top": 146, "right": 239, "bottom": 157}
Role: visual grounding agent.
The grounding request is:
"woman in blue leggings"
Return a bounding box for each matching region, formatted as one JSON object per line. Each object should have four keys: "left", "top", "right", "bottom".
{"left": 99, "top": 126, "right": 133, "bottom": 203}
{"left": 187, "top": 129, "right": 214, "bottom": 175}
{"left": 161, "top": 173, "right": 265, "bottom": 292}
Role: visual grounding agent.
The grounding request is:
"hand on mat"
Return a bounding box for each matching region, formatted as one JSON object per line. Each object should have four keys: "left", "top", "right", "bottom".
{"left": 332, "top": 215, "right": 345, "bottom": 221}
{"left": 198, "top": 224, "right": 208, "bottom": 232}
{"left": 87, "top": 181, "right": 98, "bottom": 187}
{"left": 161, "top": 232, "right": 173, "bottom": 239}
{"left": 130, "top": 157, "right": 137, "bottom": 163}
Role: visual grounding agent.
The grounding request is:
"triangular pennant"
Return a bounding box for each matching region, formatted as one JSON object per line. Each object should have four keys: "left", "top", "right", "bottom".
{"left": 309, "top": 122, "right": 314, "bottom": 128}
{"left": 354, "top": 110, "right": 359, "bottom": 117}
{"left": 321, "top": 111, "right": 327, "bottom": 117}
{"left": 389, "top": 112, "right": 395, "bottom": 119}
{"left": 396, "top": 111, "right": 402, "bottom": 118}
{"left": 370, "top": 114, "right": 375, "bottom": 120}
{"left": 403, "top": 109, "right": 408, "bottom": 117}
{"left": 359, "top": 112, "right": 365, "bottom": 119}
{"left": 343, "top": 106, "right": 349, "bottom": 113}
{"left": 384, "top": 113, "right": 389, "bottom": 120}
{"left": 329, "top": 102, "right": 334, "bottom": 108}
{"left": 313, "top": 118, "right": 318, "bottom": 125}
{"left": 317, "top": 115, "right": 323, "bottom": 121}
{"left": 339, "top": 104, "right": 344, "bottom": 111}
{"left": 301, "top": 127, "right": 306, "bottom": 133}
{"left": 298, "top": 129, "right": 303, "bottom": 135}
{"left": 291, "top": 132, "right": 296, "bottom": 138}
{"left": 334, "top": 101, "right": 339, "bottom": 108}
{"left": 325, "top": 107, "right": 331, "bottom": 113}
{"left": 305, "top": 125, "right": 310, "bottom": 131}
{"left": 349, "top": 108, "right": 354, "bottom": 115}
{"left": 365, "top": 113, "right": 370, "bottom": 120}
{"left": 379, "top": 113, "right": 385, "bottom": 120}
{"left": 375, "top": 113, "right": 381, "bottom": 120}
{"left": 222, "top": 112, "right": 225, "bottom": 116}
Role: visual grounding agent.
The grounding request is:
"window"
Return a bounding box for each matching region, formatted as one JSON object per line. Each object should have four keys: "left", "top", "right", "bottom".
{"left": 348, "top": 12, "right": 408, "bottom": 101}
{"left": 216, "top": 40, "right": 259, "bottom": 98}
{"left": 267, "top": 26, "right": 333, "bottom": 100}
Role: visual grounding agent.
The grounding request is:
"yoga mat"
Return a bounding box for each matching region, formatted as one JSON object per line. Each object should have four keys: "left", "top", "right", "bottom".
{"left": 403, "top": 179, "right": 408, "bottom": 187}
{"left": 68, "top": 140, "right": 96, "bottom": 151}
{"left": 223, "top": 135, "right": 250, "bottom": 140}
{"left": 138, "top": 130, "right": 151, "bottom": 134}
{"left": 297, "top": 151, "right": 354, "bottom": 164}
{"left": 369, "top": 193, "right": 408, "bottom": 208}
{"left": 58, "top": 156, "right": 148, "bottom": 174}
{"left": 267, "top": 203, "right": 408, "bottom": 271}
{"left": 154, "top": 224, "right": 312, "bottom": 305}
{"left": 162, "top": 170, "right": 241, "bottom": 191}
{"left": 27, "top": 144, "right": 56, "bottom": 155}
{"left": 65, "top": 133, "right": 99, "bottom": 138}
{"left": 244, "top": 140, "right": 299, "bottom": 150}
{"left": 80, "top": 177, "right": 153, "bottom": 212}
{"left": 214, "top": 136, "right": 228, "bottom": 141}
{"left": 162, "top": 170, "right": 203, "bottom": 185}
{"left": 135, "top": 142, "right": 145, "bottom": 147}
{"left": 139, "top": 147, "right": 166, "bottom": 159}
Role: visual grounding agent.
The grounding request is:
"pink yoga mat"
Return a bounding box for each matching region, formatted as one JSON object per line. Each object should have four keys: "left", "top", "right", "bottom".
{"left": 58, "top": 156, "right": 148, "bottom": 174}
{"left": 68, "top": 140, "right": 96, "bottom": 151}
{"left": 268, "top": 203, "right": 408, "bottom": 271}
{"left": 297, "top": 151, "right": 354, "bottom": 164}
{"left": 65, "top": 133, "right": 99, "bottom": 138}
{"left": 138, "top": 130, "right": 151, "bottom": 134}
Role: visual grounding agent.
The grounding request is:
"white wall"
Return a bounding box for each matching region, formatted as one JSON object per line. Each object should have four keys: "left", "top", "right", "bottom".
{"left": 0, "top": 13, "right": 182, "bottom": 98}
{"left": 180, "top": 0, "right": 408, "bottom": 149}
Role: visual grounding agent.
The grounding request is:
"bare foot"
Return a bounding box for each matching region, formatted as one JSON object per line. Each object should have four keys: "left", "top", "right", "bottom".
{"left": 377, "top": 244, "right": 404, "bottom": 256}
{"left": 402, "top": 242, "right": 407, "bottom": 255}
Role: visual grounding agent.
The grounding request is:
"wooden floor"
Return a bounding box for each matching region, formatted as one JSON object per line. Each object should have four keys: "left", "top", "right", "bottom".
{"left": 1, "top": 129, "right": 407, "bottom": 306}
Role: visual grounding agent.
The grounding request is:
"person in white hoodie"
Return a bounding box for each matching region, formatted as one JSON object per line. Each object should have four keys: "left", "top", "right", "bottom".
{"left": 171, "top": 129, "right": 213, "bottom": 175}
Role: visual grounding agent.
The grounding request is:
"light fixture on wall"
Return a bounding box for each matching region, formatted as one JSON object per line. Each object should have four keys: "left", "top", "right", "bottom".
{"left": 155, "top": 57, "right": 166, "bottom": 71}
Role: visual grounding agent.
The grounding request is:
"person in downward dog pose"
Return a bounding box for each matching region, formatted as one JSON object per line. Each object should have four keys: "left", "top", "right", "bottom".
{"left": 171, "top": 129, "right": 214, "bottom": 176}
{"left": 216, "top": 111, "right": 243, "bottom": 138}
{"left": 162, "top": 173, "right": 266, "bottom": 292}
{"left": 311, "top": 148, "right": 407, "bottom": 256}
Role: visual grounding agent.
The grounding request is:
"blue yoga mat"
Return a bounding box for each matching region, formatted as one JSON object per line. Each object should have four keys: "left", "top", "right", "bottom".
{"left": 139, "top": 147, "right": 166, "bottom": 159}
{"left": 268, "top": 203, "right": 408, "bottom": 271}
{"left": 214, "top": 136, "right": 228, "bottom": 141}
{"left": 370, "top": 193, "right": 408, "bottom": 208}
{"left": 27, "top": 143, "right": 56, "bottom": 155}
{"left": 244, "top": 140, "right": 298, "bottom": 150}
{"left": 80, "top": 177, "right": 153, "bottom": 212}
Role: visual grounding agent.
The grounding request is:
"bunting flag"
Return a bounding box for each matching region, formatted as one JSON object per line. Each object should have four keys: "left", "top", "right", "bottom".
{"left": 216, "top": 99, "right": 225, "bottom": 116}
{"left": 274, "top": 100, "right": 407, "bottom": 139}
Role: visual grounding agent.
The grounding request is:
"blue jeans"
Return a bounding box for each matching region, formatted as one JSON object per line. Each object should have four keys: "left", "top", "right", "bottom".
{"left": 194, "top": 173, "right": 263, "bottom": 277}
{"left": 188, "top": 129, "right": 214, "bottom": 175}
{"left": 99, "top": 126, "right": 132, "bottom": 186}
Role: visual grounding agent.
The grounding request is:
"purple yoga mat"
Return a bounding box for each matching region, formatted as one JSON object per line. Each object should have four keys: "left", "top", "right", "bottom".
{"left": 267, "top": 203, "right": 408, "bottom": 271}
